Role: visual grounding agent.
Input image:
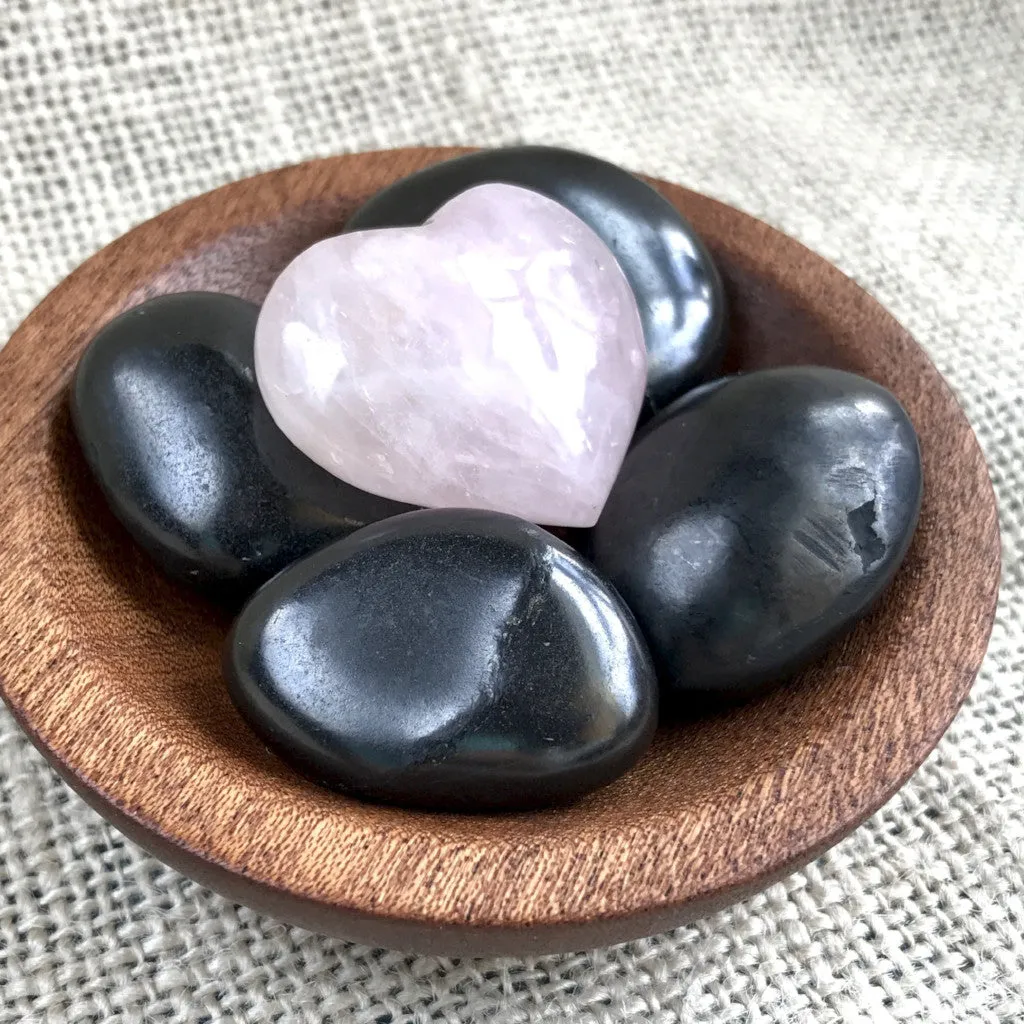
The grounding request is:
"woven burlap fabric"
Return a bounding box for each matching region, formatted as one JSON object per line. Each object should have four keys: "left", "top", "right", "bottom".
{"left": 2, "top": 1, "right": 1022, "bottom": 1020}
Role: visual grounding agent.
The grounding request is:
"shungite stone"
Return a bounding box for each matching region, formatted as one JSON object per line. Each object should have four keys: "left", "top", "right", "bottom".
{"left": 225, "top": 508, "right": 658, "bottom": 811}
{"left": 591, "top": 367, "right": 923, "bottom": 701}
{"left": 346, "top": 145, "right": 727, "bottom": 418}
{"left": 71, "top": 292, "right": 412, "bottom": 597}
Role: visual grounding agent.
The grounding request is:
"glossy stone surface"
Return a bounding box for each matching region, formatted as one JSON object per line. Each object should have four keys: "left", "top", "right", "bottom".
{"left": 256, "top": 183, "right": 646, "bottom": 529}
{"left": 225, "top": 509, "right": 658, "bottom": 810}
{"left": 592, "top": 367, "right": 923, "bottom": 701}
{"left": 71, "top": 293, "right": 413, "bottom": 596}
{"left": 346, "top": 145, "right": 727, "bottom": 417}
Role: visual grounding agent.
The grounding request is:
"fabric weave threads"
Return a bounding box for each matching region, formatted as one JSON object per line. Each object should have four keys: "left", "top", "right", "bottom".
{"left": 2, "top": 1, "right": 1023, "bottom": 1021}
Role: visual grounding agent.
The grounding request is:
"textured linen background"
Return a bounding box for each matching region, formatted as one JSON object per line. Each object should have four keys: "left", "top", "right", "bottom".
{"left": 1, "top": 1, "right": 1022, "bottom": 1021}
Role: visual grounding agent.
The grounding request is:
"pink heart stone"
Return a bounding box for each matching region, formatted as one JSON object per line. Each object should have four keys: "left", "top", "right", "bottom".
{"left": 254, "top": 183, "right": 647, "bottom": 527}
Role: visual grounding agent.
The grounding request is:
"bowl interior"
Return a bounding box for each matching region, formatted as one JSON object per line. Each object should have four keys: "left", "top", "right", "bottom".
{"left": 0, "top": 149, "right": 1000, "bottom": 953}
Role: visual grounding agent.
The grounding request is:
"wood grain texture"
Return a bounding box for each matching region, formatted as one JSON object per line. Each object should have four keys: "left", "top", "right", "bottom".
{"left": 0, "top": 148, "right": 1001, "bottom": 955}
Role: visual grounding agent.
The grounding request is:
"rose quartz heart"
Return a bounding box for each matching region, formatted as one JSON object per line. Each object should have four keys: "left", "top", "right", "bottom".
{"left": 254, "top": 183, "right": 647, "bottom": 527}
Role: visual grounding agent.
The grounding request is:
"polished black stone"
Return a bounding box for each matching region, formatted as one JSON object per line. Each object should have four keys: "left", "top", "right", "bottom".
{"left": 71, "top": 292, "right": 413, "bottom": 597}
{"left": 225, "top": 509, "right": 658, "bottom": 811}
{"left": 346, "top": 146, "right": 727, "bottom": 418}
{"left": 592, "top": 367, "right": 923, "bottom": 701}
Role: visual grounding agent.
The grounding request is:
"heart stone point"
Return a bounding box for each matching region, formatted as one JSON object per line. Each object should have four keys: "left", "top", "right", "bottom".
{"left": 254, "top": 183, "right": 647, "bottom": 527}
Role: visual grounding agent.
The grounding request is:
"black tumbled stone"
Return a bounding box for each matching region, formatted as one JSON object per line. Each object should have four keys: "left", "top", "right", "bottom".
{"left": 591, "top": 367, "right": 923, "bottom": 701}
{"left": 71, "top": 292, "right": 413, "bottom": 597}
{"left": 345, "top": 146, "right": 728, "bottom": 418}
{"left": 225, "top": 509, "right": 658, "bottom": 811}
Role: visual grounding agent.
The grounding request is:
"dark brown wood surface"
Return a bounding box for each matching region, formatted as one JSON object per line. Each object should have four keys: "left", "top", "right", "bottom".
{"left": 0, "top": 148, "right": 1001, "bottom": 955}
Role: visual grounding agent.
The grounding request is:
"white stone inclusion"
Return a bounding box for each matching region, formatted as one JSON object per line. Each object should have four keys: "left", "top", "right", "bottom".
{"left": 255, "top": 183, "right": 647, "bottom": 527}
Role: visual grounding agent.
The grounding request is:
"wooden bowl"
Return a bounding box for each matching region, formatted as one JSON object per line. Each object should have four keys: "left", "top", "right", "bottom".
{"left": 0, "top": 148, "right": 1000, "bottom": 956}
